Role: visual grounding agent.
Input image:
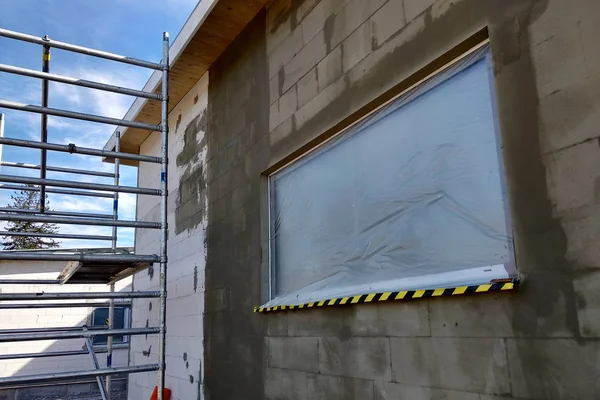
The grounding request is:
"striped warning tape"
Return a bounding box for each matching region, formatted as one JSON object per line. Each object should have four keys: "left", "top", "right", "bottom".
{"left": 254, "top": 280, "right": 518, "bottom": 313}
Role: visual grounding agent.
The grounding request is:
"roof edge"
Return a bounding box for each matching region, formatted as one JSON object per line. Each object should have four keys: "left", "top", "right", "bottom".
{"left": 103, "top": 0, "right": 221, "bottom": 155}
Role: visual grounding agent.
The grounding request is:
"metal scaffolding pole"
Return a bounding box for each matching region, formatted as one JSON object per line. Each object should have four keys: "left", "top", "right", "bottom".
{"left": 83, "top": 326, "right": 109, "bottom": 400}
{"left": 0, "top": 161, "right": 116, "bottom": 178}
{"left": 0, "top": 348, "right": 109, "bottom": 361}
{"left": 107, "top": 131, "right": 120, "bottom": 397}
{"left": 0, "top": 365, "right": 160, "bottom": 386}
{"left": 0, "top": 207, "right": 114, "bottom": 219}
{"left": 0, "top": 183, "right": 116, "bottom": 199}
{"left": 0, "top": 137, "right": 161, "bottom": 163}
{"left": 0, "top": 253, "right": 157, "bottom": 263}
{"left": 40, "top": 37, "right": 50, "bottom": 212}
{"left": 0, "top": 28, "right": 164, "bottom": 70}
{"left": 0, "top": 279, "right": 61, "bottom": 284}
{"left": 0, "top": 302, "right": 130, "bottom": 309}
{"left": 0, "top": 99, "right": 161, "bottom": 131}
{"left": 0, "top": 174, "right": 161, "bottom": 195}
{"left": 0, "top": 213, "right": 161, "bottom": 229}
{"left": 0, "top": 113, "right": 4, "bottom": 143}
{"left": 0, "top": 327, "right": 158, "bottom": 342}
{"left": 0, "top": 325, "right": 109, "bottom": 335}
{"left": 157, "top": 31, "right": 170, "bottom": 400}
{"left": 106, "top": 283, "right": 115, "bottom": 397}
{"left": 111, "top": 132, "right": 121, "bottom": 247}
{"left": 0, "top": 377, "right": 128, "bottom": 392}
{"left": 0, "top": 230, "right": 113, "bottom": 241}
{"left": 0, "top": 63, "right": 163, "bottom": 100}
{"left": 0, "top": 291, "right": 160, "bottom": 300}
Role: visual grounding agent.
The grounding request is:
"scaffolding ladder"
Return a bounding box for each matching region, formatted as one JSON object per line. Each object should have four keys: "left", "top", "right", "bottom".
{"left": 0, "top": 28, "right": 170, "bottom": 399}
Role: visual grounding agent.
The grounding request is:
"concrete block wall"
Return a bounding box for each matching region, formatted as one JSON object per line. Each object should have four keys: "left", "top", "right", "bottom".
{"left": 199, "top": 0, "right": 600, "bottom": 399}
{"left": 0, "top": 260, "right": 130, "bottom": 378}
{"left": 130, "top": 73, "right": 208, "bottom": 400}
{"left": 202, "top": 7, "right": 269, "bottom": 400}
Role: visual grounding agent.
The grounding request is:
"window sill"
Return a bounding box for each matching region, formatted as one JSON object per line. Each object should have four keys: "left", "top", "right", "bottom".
{"left": 254, "top": 279, "right": 519, "bottom": 313}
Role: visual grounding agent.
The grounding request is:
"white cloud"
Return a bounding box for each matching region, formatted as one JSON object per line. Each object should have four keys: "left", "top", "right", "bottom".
{"left": 47, "top": 117, "right": 79, "bottom": 130}
{"left": 3, "top": 112, "right": 41, "bottom": 140}
{"left": 53, "top": 66, "right": 147, "bottom": 115}
{"left": 51, "top": 196, "right": 111, "bottom": 213}
{"left": 0, "top": 74, "right": 40, "bottom": 104}
{"left": 44, "top": 66, "right": 150, "bottom": 150}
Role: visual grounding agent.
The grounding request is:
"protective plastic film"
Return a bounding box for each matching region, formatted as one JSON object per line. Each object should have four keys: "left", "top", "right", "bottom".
{"left": 263, "top": 45, "right": 516, "bottom": 308}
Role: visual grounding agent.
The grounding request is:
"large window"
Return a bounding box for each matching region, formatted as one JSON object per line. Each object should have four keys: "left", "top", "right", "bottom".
{"left": 91, "top": 306, "right": 130, "bottom": 345}
{"left": 265, "top": 45, "right": 516, "bottom": 308}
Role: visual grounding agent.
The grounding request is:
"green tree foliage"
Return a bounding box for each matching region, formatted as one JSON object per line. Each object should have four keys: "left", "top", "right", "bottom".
{"left": 1, "top": 185, "right": 60, "bottom": 250}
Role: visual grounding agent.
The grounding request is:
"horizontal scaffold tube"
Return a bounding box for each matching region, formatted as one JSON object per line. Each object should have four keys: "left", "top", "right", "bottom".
{"left": 0, "top": 207, "right": 113, "bottom": 219}
{"left": 0, "top": 279, "right": 60, "bottom": 284}
{"left": 0, "top": 231, "right": 113, "bottom": 241}
{"left": 0, "top": 325, "right": 109, "bottom": 335}
{"left": 0, "top": 137, "right": 161, "bottom": 163}
{"left": 0, "top": 327, "right": 158, "bottom": 342}
{"left": 0, "top": 99, "right": 160, "bottom": 131}
{"left": 0, "top": 64, "right": 162, "bottom": 100}
{"left": 0, "top": 301, "right": 130, "bottom": 308}
{"left": 0, "top": 161, "right": 116, "bottom": 178}
{"left": 0, "top": 291, "right": 160, "bottom": 301}
{"left": 0, "top": 213, "right": 161, "bottom": 229}
{"left": 0, "top": 183, "right": 115, "bottom": 199}
{"left": 0, "top": 252, "right": 158, "bottom": 263}
{"left": 0, "top": 28, "right": 164, "bottom": 70}
{"left": 0, "top": 174, "right": 160, "bottom": 195}
{"left": 0, "top": 348, "right": 109, "bottom": 361}
{"left": 0, "top": 364, "right": 160, "bottom": 385}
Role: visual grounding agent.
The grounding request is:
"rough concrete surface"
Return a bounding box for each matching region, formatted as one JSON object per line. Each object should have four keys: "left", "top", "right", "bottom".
{"left": 203, "top": 7, "right": 269, "bottom": 400}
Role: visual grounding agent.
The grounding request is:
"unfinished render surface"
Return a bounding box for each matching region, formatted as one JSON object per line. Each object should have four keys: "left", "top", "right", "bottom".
{"left": 200, "top": 0, "right": 600, "bottom": 399}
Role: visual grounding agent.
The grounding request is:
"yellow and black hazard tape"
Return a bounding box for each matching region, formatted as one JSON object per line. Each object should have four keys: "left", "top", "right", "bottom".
{"left": 254, "top": 280, "right": 518, "bottom": 313}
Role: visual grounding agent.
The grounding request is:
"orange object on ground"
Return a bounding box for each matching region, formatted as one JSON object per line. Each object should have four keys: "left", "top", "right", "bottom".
{"left": 150, "top": 386, "right": 172, "bottom": 400}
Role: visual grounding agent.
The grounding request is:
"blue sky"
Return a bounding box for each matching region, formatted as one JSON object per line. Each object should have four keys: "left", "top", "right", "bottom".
{"left": 0, "top": 0, "right": 198, "bottom": 248}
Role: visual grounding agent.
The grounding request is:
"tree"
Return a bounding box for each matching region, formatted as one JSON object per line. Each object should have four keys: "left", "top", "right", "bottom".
{"left": 2, "top": 185, "right": 60, "bottom": 250}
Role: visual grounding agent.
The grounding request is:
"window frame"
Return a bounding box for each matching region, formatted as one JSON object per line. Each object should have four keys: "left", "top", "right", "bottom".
{"left": 265, "top": 40, "right": 516, "bottom": 305}
{"left": 90, "top": 305, "right": 131, "bottom": 346}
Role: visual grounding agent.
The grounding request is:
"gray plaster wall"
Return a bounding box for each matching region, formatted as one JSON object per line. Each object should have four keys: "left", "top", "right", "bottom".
{"left": 203, "top": 0, "right": 600, "bottom": 399}
{"left": 203, "top": 8, "right": 269, "bottom": 400}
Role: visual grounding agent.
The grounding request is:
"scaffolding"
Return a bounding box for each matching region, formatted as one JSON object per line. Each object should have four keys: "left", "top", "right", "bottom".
{"left": 0, "top": 28, "right": 169, "bottom": 399}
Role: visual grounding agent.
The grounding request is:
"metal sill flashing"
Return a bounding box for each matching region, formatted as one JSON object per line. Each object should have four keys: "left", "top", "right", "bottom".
{"left": 254, "top": 280, "right": 518, "bottom": 313}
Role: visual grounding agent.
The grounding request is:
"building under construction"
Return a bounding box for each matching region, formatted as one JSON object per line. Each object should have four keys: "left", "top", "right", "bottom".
{"left": 3, "top": 0, "right": 600, "bottom": 399}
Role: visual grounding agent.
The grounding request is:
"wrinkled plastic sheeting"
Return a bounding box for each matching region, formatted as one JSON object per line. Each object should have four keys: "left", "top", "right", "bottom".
{"left": 263, "top": 46, "right": 516, "bottom": 308}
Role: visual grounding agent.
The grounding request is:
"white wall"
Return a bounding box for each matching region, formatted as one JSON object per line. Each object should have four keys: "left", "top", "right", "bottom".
{"left": 0, "top": 260, "right": 131, "bottom": 377}
{"left": 129, "top": 72, "right": 208, "bottom": 400}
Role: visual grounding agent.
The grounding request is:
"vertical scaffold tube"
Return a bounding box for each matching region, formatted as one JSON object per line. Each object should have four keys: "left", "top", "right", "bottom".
{"left": 40, "top": 37, "right": 50, "bottom": 212}
{"left": 157, "top": 31, "right": 169, "bottom": 400}
{"left": 106, "top": 131, "right": 120, "bottom": 397}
